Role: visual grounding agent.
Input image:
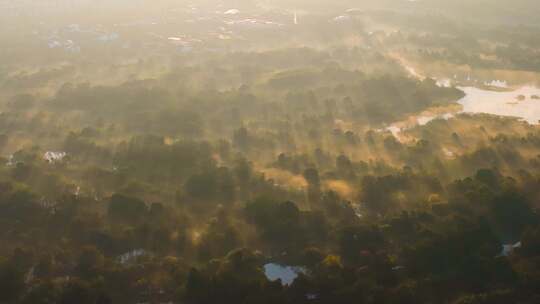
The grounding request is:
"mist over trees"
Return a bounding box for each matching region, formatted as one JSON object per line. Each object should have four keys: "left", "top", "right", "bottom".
{"left": 1, "top": 0, "right": 540, "bottom": 303}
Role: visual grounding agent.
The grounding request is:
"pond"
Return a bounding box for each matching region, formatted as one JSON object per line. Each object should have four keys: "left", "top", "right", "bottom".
{"left": 457, "top": 86, "right": 540, "bottom": 124}
{"left": 386, "top": 84, "right": 540, "bottom": 138}
{"left": 263, "top": 263, "right": 306, "bottom": 286}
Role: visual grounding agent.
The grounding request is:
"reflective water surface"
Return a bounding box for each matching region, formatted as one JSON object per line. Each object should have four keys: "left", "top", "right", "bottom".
{"left": 458, "top": 86, "right": 540, "bottom": 124}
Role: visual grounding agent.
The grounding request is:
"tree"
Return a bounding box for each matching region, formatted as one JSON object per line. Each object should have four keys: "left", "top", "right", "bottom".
{"left": 339, "top": 225, "right": 384, "bottom": 265}
{"left": 58, "top": 279, "right": 95, "bottom": 304}
{"left": 184, "top": 172, "right": 219, "bottom": 201}
{"left": 304, "top": 168, "right": 321, "bottom": 205}
{"left": 233, "top": 127, "right": 250, "bottom": 151}
{"left": 108, "top": 194, "right": 147, "bottom": 224}
{"left": 0, "top": 260, "right": 25, "bottom": 303}
{"left": 21, "top": 281, "right": 60, "bottom": 304}
{"left": 0, "top": 133, "right": 8, "bottom": 151}
{"left": 520, "top": 225, "right": 540, "bottom": 257}
{"left": 75, "top": 246, "right": 104, "bottom": 279}
{"left": 245, "top": 199, "right": 304, "bottom": 250}
{"left": 198, "top": 214, "right": 241, "bottom": 261}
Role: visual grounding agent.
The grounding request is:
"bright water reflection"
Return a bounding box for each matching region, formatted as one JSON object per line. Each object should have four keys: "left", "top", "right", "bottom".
{"left": 457, "top": 86, "right": 540, "bottom": 124}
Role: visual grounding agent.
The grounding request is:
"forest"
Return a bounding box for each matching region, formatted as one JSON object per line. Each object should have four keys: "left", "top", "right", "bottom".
{"left": 1, "top": 0, "right": 540, "bottom": 303}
